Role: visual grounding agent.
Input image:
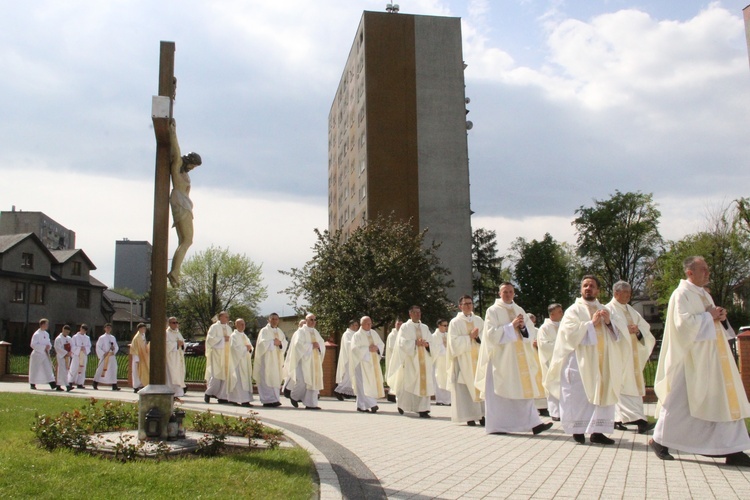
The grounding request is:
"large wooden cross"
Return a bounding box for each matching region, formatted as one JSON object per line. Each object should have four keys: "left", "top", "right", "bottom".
{"left": 149, "top": 41, "right": 175, "bottom": 386}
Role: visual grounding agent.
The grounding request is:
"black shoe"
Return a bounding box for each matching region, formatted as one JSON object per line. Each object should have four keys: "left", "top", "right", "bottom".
{"left": 134, "top": 387, "right": 140, "bottom": 394}
{"left": 112, "top": 384, "right": 121, "bottom": 391}
{"left": 370, "top": 406, "right": 378, "bottom": 413}
{"left": 30, "top": 384, "right": 36, "bottom": 390}
{"left": 490, "top": 432, "right": 507, "bottom": 435}
{"left": 467, "top": 420, "right": 477, "bottom": 426}
{"left": 357, "top": 408, "right": 368, "bottom": 412}
{"left": 290, "top": 398, "right": 299, "bottom": 408}
{"left": 573, "top": 434, "right": 585, "bottom": 444}
{"left": 50, "top": 382, "right": 58, "bottom": 390}
{"left": 480, "top": 416, "right": 486, "bottom": 427}
{"left": 204, "top": 394, "right": 211, "bottom": 404}
{"left": 551, "top": 416, "right": 560, "bottom": 421}
{"left": 272, "top": 401, "right": 282, "bottom": 407}
{"left": 263, "top": 403, "right": 276, "bottom": 407}
{"left": 397, "top": 407, "right": 404, "bottom": 415}
{"left": 637, "top": 420, "right": 656, "bottom": 434}
{"left": 649, "top": 439, "right": 674, "bottom": 460}
{"left": 55, "top": 386, "right": 64, "bottom": 392}
{"left": 532, "top": 422, "right": 553, "bottom": 435}
{"left": 386, "top": 394, "right": 397, "bottom": 403}
{"left": 241, "top": 402, "right": 253, "bottom": 407}
{"left": 538, "top": 409, "right": 550, "bottom": 417}
{"left": 92, "top": 381, "right": 98, "bottom": 390}
{"left": 590, "top": 433, "right": 615, "bottom": 445}
{"left": 77, "top": 385, "right": 85, "bottom": 389}
{"left": 305, "top": 406, "right": 321, "bottom": 410}
{"left": 217, "top": 399, "right": 229, "bottom": 405}
{"left": 614, "top": 422, "right": 628, "bottom": 431}
{"left": 283, "top": 388, "right": 291, "bottom": 399}
{"left": 725, "top": 452, "right": 750, "bottom": 467}
{"left": 335, "top": 392, "right": 345, "bottom": 401}
{"left": 418, "top": 411, "right": 431, "bottom": 418}
{"left": 66, "top": 385, "right": 73, "bottom": 392}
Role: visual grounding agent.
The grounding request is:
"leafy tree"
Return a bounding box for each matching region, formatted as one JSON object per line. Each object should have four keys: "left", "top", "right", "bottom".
{"left": 280, "top": 215, "right": 453, "bottom": 341}
{"left": 472, "top": 228, "right": 504, "bottom": 316}
{"left": 650, "top": 204, "right": 750, "bottom": 326}
{"left": 510, "top": 234, "right": 575, "bottom": 318}
{"left": 573, "top": 190, "right": 662, "bottom": 294}
{"left": 169, "top": 246, "right": 267, "bottom": 336}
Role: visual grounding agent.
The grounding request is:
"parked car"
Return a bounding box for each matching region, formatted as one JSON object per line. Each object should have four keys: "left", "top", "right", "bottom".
{"left": 184, "top": 340, "right": 205, "bottom": 356}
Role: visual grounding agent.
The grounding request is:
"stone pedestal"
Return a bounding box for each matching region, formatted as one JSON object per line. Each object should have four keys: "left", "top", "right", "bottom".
{"left": 738, "top": 331, "right": 750, "bottom": 401}
{"left": 138, "top": 384, "right": 174, "bottom": 441}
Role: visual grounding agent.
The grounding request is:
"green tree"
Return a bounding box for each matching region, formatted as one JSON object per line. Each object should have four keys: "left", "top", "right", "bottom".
{"left": 650, "top": 204, "right": 750, "bottom": 326}
{"left": 170, "top": 246, "right": 267, "bottom": 336}
{"left": 573, "top": 190, "right": 662, "bottom": 294}
{"left": 280, "top": 215, "right": 453, "bottom": 341}
{"left": 472, "top": 228, "right": 504, "bottom": 316}
{"left": 510, "top": 234, "right": 575, "bottom": 318}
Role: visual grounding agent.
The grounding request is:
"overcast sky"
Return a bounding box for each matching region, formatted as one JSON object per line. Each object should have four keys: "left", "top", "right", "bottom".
{"left": 1, "top": 0, "right": 749, "bottom": 315}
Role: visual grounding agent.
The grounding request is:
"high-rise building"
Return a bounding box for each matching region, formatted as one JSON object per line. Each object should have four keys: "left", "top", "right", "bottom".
{"left": 328, "top": 10, "right": 473, "bottom": 300}
{"left": 114, "top": 239, "right": 152, "bottom": 296}
{"left": 0, "top": 207, "right": 76, "bottom": 250}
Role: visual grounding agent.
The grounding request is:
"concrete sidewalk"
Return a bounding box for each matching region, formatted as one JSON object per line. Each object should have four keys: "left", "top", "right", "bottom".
{"left": 3, "top": 381, "right": 749, "bottom": 499}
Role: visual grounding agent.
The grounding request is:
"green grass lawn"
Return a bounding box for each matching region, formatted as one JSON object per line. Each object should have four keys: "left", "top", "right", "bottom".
{"left": 0, "top": 393, "right": 314, "bottom": 499}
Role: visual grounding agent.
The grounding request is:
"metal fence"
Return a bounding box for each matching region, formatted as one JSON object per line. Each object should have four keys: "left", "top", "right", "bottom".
{"left": 8, "top": 354, "right": 129, "bottom": 380}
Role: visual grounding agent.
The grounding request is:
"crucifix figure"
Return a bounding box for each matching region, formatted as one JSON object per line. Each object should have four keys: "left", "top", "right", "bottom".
{"left": 167, "top": 118, "right": 202, "bottom": 288}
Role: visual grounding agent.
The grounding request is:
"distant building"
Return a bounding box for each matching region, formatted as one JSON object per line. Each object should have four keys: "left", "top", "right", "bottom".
{"left": 0, "top": 207, "right": 76, "bottom": 250}
{"left": 0, "top": 233, "right": 113, "bottom": 354}
{"left": 104, "top": 289, "right": 147, "bottom": 338}
{"left": 327, "top": 11, "right": 473, "bottom": 301}
{"left": 114, "top": 239, "right": 152, "bottom": 296}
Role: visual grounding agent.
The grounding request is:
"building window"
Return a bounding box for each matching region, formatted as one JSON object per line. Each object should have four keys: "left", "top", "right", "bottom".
{"left": 12, "top": 282, "right": 25, "bottom": 303}
{"left": 360, "top": 184, "right": 367, "bottom": 200}
{"left": 29, "top": 284, "right": 45, "bottom": 305}
{"left": 360, "top": 159, "right": 366, "bottom": 173}
{"left": 21, "top": 253, "right": 34, "bottom": 269}
{"left": 72, "top": 261, "right": 82, "bottom": 276}
{"left": 77, "top": 289, "right": 90, "bottom": 309}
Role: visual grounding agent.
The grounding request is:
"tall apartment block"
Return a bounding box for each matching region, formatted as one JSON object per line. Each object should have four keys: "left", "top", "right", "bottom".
{"left": 328, "top": 11, "right": 473, "bottom": 301}
{"left": 114, "top": 239, "right": 152, "bottom": 296}
{"left": 0, "top": 207, "right": 76, "bottom": 250}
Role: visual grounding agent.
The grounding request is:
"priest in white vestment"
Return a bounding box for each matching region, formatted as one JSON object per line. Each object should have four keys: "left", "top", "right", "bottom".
{"left": 544, "top": 276, "right": 626, "bottom": 445}
{"left": 130, "top": 323, "right": 149, "bottom": 393}
{"left": 204, "top": 312, "right": 232, "bottom": 403}
{"left": 166, "top": 318, "right": 186, "bottom": 397}
{"left": 350, "top": 316, "right": 385, "bottom": 412}
{"left": 227, "top": 318, "right": 254, "bottom": 406}
{"left": 29, "top": 318, "right": 57, "bottom": 390}
{"left": 650, "top": 256, "right": 750, "bottom": 466}
{"left": 53, "top": 325, "right": 74, "bottom": 392}
{"left": 476, "top": 284, "right": 551, "bottom": 435}
{"left": 447, "top": 295, "right": 484, "bottom": 425}
{"left": 68, "top": 324, "right": 91, "bottom": 388}
{"left": 431, "top": 319, "right": 451, "bottom": 406}
{"left": 334, "top": 320, "right": 359, "bottom": 400}
{"left": 384, "top": 319, "right": 402, "bottom": 403}
{"left": 93, "top": 324, "right": 121, "bottom": 391}
{"left": 283, "top": 313, "right": 326, "bottom": 409}
{"left": 254, "top": 313, "right": 288, "bottom": 407}
{"left": 387, "top": 306, "right": 436, "bottom": 418}
{"left": 606, "top": 281, "right": 656, "bottom": 434}
{"left": 535, "top": 304, "right": 563, "bottom": 420}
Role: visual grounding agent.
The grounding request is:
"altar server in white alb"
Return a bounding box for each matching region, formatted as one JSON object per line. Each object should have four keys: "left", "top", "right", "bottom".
{"left": 350, "top": 316, "right": 385, "bottom": 413}
{"left": 447, "top": 295, "right": 484, "bottom": 426}
{"left": 254, "top": 313, "right": 288, "bottom": 407}
{"left": 535, "top": 304, "right": 563, "bottom": 420}
{"left": 68, "top": 324, "right": 91, "bottom": 388}
{"left": 130, "top": 323, "right": 149, "bottom": 393}
{"left": 334, "top": 319, "right": 359, "bottom": 401}
{"left": 388, "top": 305, "right": 436, "bottom": 418}
{"left": 53, "top": 325, "right": 74, "bottom": 392}
{"left": 283, "top": 313, "right": 326, "bottom": 409}
{"left": 476, "top": 283, "right": 551, "bottom": 436}
{"left": 431, "top": 319, "right": 451, "bottom": 406}
{"left": 166, "top": 317, "right": 186, "bottom": 398}
{"left": 29, "top": 318, "right": 57, "bottom": 390}
{"left": 204, "top": 312, "right": 232, "bottom": 404}
{"left": 227, "top": 318, "right": 254, "bottom": 407}
{"left": 93, "top": 323, "right": 121, "bottom": 391}
{"left": 650, "top": 256, "right": 750, "bottom": 466}
{"left": 384, "top": 318, "right": 402, "bottom": 402}
{"left": 606, "top": 281, "right": 656, "bottom": 434}
{"left": 545, "top": 275, "right": 625, "bottom": 445}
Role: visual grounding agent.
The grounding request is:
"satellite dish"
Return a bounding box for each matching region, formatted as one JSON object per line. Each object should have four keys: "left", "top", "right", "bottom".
{"left": 466, "top": 121, "right": 473, "bottom": 130}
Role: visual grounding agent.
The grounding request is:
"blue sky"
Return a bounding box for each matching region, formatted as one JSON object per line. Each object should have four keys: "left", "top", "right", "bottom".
{"left": 1, "top": 0, "right": 749, "bottom": 314}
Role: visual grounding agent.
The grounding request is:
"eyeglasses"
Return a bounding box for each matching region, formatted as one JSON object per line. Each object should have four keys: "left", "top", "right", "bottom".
{"left": 169, "top": 321, "right": 179, "bottom": 325}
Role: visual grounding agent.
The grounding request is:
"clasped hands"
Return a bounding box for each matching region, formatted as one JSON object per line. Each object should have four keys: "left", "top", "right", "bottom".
{"left": 591, "top": 309, "right": 611, "bottom": 326}
{"left": 709, "top": 306, "right": 727, "bottom": 322}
